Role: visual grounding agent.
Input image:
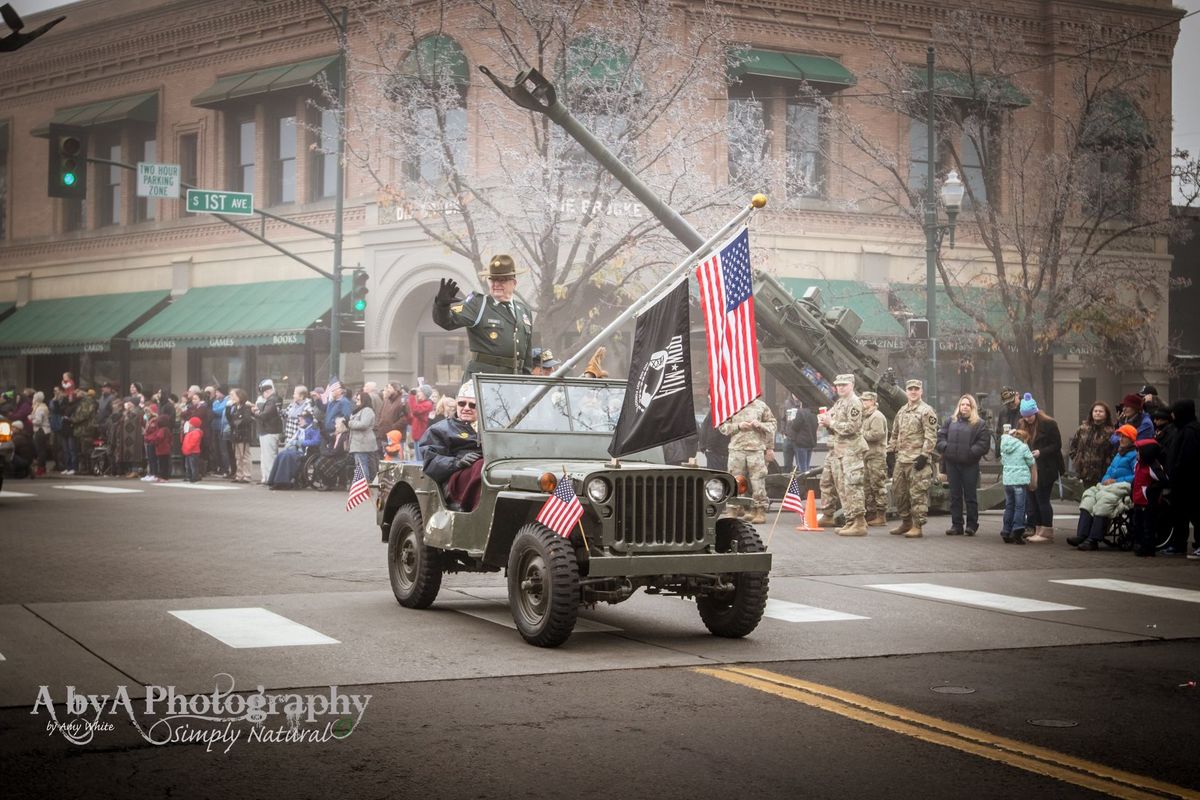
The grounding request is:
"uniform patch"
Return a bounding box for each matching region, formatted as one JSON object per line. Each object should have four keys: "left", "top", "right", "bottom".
{"left": 451, "top": 304, "right": 464, "bottom": 313}
{"left": 522, "top": 314, "right": 531, "bottom": 326}
{"left": 926, "top": 414, "right": 938, "bottom": 425}
{"left": 488, "top": 331, "right": 498, "bottom": 340}
{"left": 458, "top": 432, "right": 470, "bottom": 439}
{"left": 851, "top": 407, "right": 861, "bottom": 418}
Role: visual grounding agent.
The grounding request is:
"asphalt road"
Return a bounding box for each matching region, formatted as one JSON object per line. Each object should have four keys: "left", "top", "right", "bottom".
{"left": 1, "top": 475, "right": 1198, "bottom": 799}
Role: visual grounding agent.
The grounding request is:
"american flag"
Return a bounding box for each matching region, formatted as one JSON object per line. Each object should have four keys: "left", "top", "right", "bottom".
{"left": 345, "top": 460, "right": 371, "bottom": 512}
{"left": 781, "top": 473, "right": 806, "bottom": 514}
{"left": 697, "top": 227, "right": 761, "bottom": 426}
{"left": 536, "top": 475, "right": 584, "bottom": 538}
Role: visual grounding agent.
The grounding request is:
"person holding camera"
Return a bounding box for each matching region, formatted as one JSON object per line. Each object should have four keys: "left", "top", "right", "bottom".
{"left": 887, "top": 378, "right": 939, "bottom": 538}
{"left": 419, "top": 383, "right": 483, "bottom": 512}
{"left": 253, "top": 379, "right": 283, "bottom": 484}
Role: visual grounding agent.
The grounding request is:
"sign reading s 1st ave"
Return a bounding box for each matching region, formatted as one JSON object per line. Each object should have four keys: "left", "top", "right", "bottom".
{"left": 186, "top": 188, "right": 254, "bottom": 217}
{"left": 136, "top": 162, "right": 181, "bottom": 199}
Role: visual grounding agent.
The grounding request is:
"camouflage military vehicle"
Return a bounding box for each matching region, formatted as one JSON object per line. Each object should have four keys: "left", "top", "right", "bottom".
{"left": 375, "top": 374, "right": 771, "bottom": 648}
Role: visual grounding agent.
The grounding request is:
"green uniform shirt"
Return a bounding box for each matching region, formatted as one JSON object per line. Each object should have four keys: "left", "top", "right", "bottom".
{"left": 433, "top": 292, "right": 534, "bottom": 380}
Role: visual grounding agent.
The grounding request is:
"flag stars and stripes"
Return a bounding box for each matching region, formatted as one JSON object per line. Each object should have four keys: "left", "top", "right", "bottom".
{"left": 536, "top": 476, "right": 584, "bottom": 538}
{"left": 345, "top": 461, "right": 371, "bottom": 512}
{"left": 781, "top": 473, "right": 806, "bottom": 514}
{"left": 697, "top": 227, "right": 762, "bottom": 426}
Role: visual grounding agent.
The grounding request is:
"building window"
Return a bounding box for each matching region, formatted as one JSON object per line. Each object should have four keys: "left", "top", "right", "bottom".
{"left": 179, "top": 133, "right": 198, "bottom": 216}
{"left": 272, "top": 114, "right": 297, "bottom": 205}
{"left": 98, "top": 142, "right": 123, "bottom": 227}
{"left": 727, "top": 94, "right": 768, "bottom": 190}
{"left": 1081, "top": 94, "right": 1147, "bottom": 220}
{"left": 136, "top": 137, "right": 157, "bottom": 222}
{"left": 311, "top": 109, "right": 338, "bottom": 199}
{"left": 235, "top": 117, "right": 255, "bottom": 193}
{"left": 0, "top": 124, "right": 7, "bottom": 241}
{"left": 909, "top": 120, "right": 989, "bottom": 210}
{"left": 391, "top": 35, "right": 470, "bottom": 186}
{"left": 728, "top": 80, "right": 830, "bottom": 201}
{"left": 785, "top": 101, "right": 823, "bottom": 199}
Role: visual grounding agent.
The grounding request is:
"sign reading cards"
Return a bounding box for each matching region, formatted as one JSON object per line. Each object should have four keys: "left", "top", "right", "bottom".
{"left": 187, "top": 188, "right": 254, "bottom": 216}
{"left": 136, "top": 162, "right": 181, "bottom": 199}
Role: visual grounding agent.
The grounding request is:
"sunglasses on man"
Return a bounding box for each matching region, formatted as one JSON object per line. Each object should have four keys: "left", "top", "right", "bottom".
{"left": 457, "top": 401, "right": 476, "bottom": 409}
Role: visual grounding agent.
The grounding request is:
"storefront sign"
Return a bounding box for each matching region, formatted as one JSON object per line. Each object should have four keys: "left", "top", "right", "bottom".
{"left": 132, "top": 339, "right": 176, "bottom": 350}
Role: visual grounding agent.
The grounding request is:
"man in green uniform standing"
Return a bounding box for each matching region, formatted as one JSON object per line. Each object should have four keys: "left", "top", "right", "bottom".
{"left": 887, "top": 378, "right": 939, "bottom": 538}
{"left": 820, "top": 374, "right": 868, "bottom": 536}
{"left": 860, "top": 391, "right": 890, "bottom": 527}
{"left": 433, "top": 255, "right": 534, "bottom": 384}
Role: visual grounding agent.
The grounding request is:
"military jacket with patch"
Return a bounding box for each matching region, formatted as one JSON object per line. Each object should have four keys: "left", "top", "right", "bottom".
{"left": 862, "top": 409, "right": 889, "bottom": 454}
{"left": 419, "top": 416, "right": 481, "bottom": 484}
{"left": 433, "top": 292, "right": 534, "bottom": 374}
{"left": 888, "top": 401, "right": 938, "bottom": 463}
{"left": 826, "top": 394, "right": 867, "bottom": 455}
{"left": 717, "top": 399, "right": 777, "bottom": 451}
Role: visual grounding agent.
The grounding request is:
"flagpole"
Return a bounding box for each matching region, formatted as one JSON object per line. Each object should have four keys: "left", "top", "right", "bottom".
{"left": 549, "top": 197, "right": 765, "bottom": 380}
{"left": 766, "top": 468, "right": 797, "bottom": 548}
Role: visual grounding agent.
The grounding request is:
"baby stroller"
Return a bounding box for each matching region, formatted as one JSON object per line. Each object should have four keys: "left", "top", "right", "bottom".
{"left": 89, "top": 437, "right": 112, "bottom": 477}
{"left": 303, "top": 447, "right": 355, "bottom": 491}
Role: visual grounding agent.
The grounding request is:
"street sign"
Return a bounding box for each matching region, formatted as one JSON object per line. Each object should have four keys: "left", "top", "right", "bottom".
{"left": 186, "top": 188, "right": 254, "bottom": 216}
{"left": 136, "top": 162, "right": 181, "bottom": 199}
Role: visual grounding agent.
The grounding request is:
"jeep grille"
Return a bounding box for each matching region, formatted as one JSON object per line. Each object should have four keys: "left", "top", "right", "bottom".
{"left": 612, "top": 474, "right": 705, "bottom": 550}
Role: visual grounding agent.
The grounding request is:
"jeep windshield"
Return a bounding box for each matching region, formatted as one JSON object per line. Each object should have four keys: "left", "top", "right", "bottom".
{"left": 478, "top": 377, "right": 625, "bottom": 434}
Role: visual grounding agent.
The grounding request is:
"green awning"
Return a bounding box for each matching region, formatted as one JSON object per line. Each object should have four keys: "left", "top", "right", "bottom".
{"left": 0, "top": 302, "right": 14, "bottom": 323}
{"left": 566, "top": 36, "right": 635, "bottom": 87}
{"left": 0, "top": 291, "right": 169, "bottom": 356}
{"left": 729, "top": 49, "right": 855, "bottom": 88}
{"left": 398, "top": 35, "right": 469, "bottom": 86}
{"left": 32, "top": 91, "right": 158, "bottom": 138}
{"left": 780, "top": 279, "right": 905, "bottom": 338}
{"left": 192, "top": 55, "right": 339, "bottom": 108}
{"left": 127, "top": 278, "right": 344, "bottom": 349}
{"left": 910, "top": 68, "right": 1029, "bottom": 107}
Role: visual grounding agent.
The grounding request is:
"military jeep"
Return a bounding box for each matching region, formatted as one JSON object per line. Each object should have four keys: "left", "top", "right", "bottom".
{"left": 375, "top": 375, "right": 771, "bottom": 647}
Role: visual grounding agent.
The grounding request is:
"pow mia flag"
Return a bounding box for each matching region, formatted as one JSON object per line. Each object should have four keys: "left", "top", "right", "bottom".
{"left": 608, "top": 280, "right": 695, "bottom": 458}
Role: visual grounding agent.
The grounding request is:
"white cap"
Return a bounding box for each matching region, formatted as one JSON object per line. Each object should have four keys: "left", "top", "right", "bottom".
{"left": 457, "top": 382, "right": 475, "bottom": 399}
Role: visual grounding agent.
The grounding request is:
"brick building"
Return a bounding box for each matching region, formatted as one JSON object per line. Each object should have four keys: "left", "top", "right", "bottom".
{"left": 0, "top": 0, "right": 1183, "bottom": 419}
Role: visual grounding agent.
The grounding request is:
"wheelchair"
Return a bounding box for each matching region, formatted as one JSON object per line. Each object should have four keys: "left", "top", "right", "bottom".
{"left": 89, "top": 438, "right": 112, "bottom": 477}
{"left": 302, "top": 448, "right": 355, "bottom": 491}
{"left": 1101, "top": 504, "right": 1173, "bottom": 552}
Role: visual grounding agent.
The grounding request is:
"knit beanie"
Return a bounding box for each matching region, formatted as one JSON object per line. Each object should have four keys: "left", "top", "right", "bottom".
{"left": 1115, "top": 424, "right": 1138, "bottom": 442}
{"left": 1019, "top": 392, "right": 1038, "bottom": 417}
{"left": 1120, "top": 393, "right": 1143, "bottom": 413}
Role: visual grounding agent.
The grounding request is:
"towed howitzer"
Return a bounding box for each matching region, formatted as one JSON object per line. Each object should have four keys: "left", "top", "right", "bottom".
{"left": 479, "top": 66, "right": 907, "bottom": 419}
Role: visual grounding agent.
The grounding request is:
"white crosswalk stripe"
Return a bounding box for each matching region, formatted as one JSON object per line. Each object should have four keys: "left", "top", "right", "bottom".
{"left": 1050, "top": 578, "right": 1200, "bottom": 604}
{"left": 52, "top": 485, "right": 143, "bottom": 494}
{"left": 0, "top": 490, "right": 36, "bottom": 498}
{"left": 149, "top": 481, "right": 241, "bottom": 491}
{"left": 763, "top": 599, "right": 869, "bottom": 623}
{"left": 865, "top": 583, "right": 1083, "bottom": 612}
{"left": 168, "top": 608, "right": 340, "bottom": 648}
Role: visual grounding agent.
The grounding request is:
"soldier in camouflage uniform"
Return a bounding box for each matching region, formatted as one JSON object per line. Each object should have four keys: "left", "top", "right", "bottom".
{"left": 818, "top": 459, "right": 840, "bottom": 526}
{"left": 820, "top": 374, "right": 868, "bottom": 536}
{"left": 718, "top": 398, "right": 776, "bottom": 525}
{"left": 860, "top": 391, "right": 889, "bottom": 526}
{"left": 433, "top": 255, "right": 534, "bottom": 385}
{"left": 887, "top": 378, "right": 939, "bottom": 538}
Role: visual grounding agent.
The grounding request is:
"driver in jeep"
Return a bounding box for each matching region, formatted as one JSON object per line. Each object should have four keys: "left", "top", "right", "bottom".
{"left": 418, "top": 382, "right": 483, "bottom": 511}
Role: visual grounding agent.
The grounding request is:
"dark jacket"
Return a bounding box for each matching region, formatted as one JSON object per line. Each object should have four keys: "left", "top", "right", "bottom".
{"left": 1166, "top": 399, "right": 1199, "bottom": 490}
{"left": 936, "top": 415, "right": 990, "bottom": 466}
{"left": 1069, "top": 422, "right": 1116, "bottom": 487}
{"left": 995, "top": 404, "right": 1022, "bottom": 457}
{"left": 375, "top": 394, "right": 410, "bottom": 439}
{"left": 255, "top": 393, "right": 283, "bottom": 435}
{"left": 1022, "top": 415, "right": 1064, "bottom": 485}
{"left": 787, "top": 407, "right": 818, "bottom": 449}
{"left": 228, "top": 402, "right": 254, "bottom": 444}
{"left": 419, "top": 417, "right": 481, "bottom": 484}
{"left": 698, "top": 410, "right": 729, "bottom": 460}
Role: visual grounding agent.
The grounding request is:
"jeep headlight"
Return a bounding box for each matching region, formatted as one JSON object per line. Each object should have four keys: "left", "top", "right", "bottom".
{"left": 586, "top": 477, "right": 611, "bottom": 504}
{"left": 705, "top": 477, "right": 728, "bottom": 503}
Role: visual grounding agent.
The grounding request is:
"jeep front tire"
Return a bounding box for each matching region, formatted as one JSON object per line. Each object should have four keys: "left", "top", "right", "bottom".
{"left": 388, "top": 503, "right": 442, "bottom": 608}
{"left": 696, "top": 518, "right": 769, "bottom": 638}
{"left": 507, "top": 523, "right": 580, "bottom": 647}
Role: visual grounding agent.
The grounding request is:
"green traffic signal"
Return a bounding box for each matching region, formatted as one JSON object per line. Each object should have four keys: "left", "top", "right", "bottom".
{"left": 63, "top": 172, "right": 76, "bottom": 186}
{"left": 353, "top": 298, "right": 366, "bottom": 312}
{"left": 350, "top": 269, "right": 369, "bottom": 320}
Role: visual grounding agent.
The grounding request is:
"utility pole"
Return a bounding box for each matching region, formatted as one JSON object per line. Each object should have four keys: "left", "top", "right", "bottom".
{"left": 925, "top": 45, "right": 939, "bottom": 415}
{"left": 318, "top": 2, "right": 348, "bottom": 382}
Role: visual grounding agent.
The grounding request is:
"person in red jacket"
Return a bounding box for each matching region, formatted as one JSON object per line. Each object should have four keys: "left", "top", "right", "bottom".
{"left": 407, "top": 384, "right": 435, "bottom": 459}
{"left": 182, "top": 416, "right": 204, "bottom": 483}
{"left": 1132, "top": 438, "right": 1167, "bottom": 557}
{"left": 144, "top": 413, "right": 173, "bottom": 482}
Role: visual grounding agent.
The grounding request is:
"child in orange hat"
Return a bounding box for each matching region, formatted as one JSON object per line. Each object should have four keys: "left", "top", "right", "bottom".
{"left": 383, "top": 429, "right": 404, "bottom": 462}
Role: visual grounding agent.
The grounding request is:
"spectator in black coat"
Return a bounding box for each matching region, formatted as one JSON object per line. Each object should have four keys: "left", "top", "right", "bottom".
{"left": 1165, "top": 399, "right": 1200, "bottom": 557}
{"left": 994, "top": 387, "right": 1022, "bottom": 457}
{"left": 936, "top": 394, "right": 991, "bottom": 536}
{"left": 785, "top": 398, "right": 818, "bottom": 473}
{"left": 1016, "top": 393, "right": 1064, "bottom": 543}
{"left": 698, "top": 409, "right": 730, "bottom": 472}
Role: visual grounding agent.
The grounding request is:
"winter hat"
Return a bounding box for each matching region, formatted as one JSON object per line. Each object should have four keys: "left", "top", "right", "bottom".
{"left": 188, "top": 416, "right": 202, "bottom": 427}
{"left": 1019, "top": 393, "right": 1039, "bottom": 417}
{"left": 1138, "top": 384, "right": 1158, "bottom": 397}
{"left": 1000, "top": 387, "right": 1018, "bottom": 404}
{"left": 1120, "top": 393, "right": 1143, "bottom": 413}
{"left": 1115, "top": 424, "right": 1138, "bottom": 443}
{"left": 385, "top": 430, "right": 404, "bottom": 452}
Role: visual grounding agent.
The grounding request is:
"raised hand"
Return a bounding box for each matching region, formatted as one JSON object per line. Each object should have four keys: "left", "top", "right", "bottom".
{"left": 436, "top": 278, "right": 460, "bottom": 306}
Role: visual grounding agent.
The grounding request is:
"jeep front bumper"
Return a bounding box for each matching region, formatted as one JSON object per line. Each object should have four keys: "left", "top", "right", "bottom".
{"left": 585, "top": 551, "right": 771, "bottom": 578}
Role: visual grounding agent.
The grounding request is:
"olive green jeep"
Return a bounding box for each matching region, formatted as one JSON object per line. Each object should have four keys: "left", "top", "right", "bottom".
{"left": 375, "top": 375, "right": 771, "bottom": 647}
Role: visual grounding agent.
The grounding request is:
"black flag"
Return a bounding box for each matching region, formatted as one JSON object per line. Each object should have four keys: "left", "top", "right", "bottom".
{"left": 608, "top": 280, "right": 695, "bottom": 457}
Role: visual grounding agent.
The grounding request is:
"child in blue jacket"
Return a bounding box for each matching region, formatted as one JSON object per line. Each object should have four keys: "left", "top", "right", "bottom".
{"left": 999, "top": 428, "right": 1036, "bottom": 544}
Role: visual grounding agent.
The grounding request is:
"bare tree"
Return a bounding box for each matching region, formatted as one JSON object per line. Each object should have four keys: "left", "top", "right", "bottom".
{"left": 340, "top": 0, "right": 763, "bottom": 355}
{"left": 804, "top": 6, "right": 1192, "bottom": 405}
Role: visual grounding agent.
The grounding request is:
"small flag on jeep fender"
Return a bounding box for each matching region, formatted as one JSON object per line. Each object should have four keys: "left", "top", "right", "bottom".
{"left": 536, "top": 475, "right": 583, "bottom": 537}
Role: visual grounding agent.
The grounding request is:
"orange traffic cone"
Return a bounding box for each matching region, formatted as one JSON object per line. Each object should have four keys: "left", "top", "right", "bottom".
{"left": 796, "top": 490, "right": 821, "bottom": 532}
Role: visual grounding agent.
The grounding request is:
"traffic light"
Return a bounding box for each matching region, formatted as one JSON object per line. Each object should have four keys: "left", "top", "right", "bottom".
{"left": 48, "top": 124, "right": 87, "bottom": 199}
{"left": 351, "top": 269, "right": 369, "bottom": 322}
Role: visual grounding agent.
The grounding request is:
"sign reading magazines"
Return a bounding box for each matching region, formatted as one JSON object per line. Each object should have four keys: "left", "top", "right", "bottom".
{"left": 608, "top": 279, "right": 695, "bottom": 457}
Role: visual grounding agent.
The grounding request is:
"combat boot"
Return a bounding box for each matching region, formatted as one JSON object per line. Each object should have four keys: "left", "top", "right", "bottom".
{"left": 904, "top": 524, "right": 924, "bottom": 538}
{"left": 749, "top": 508, "right": 767, "bottom": 525}
{"left": 889, "top": 518, "right": 912, "bottom": 536}
{"left": 866, "top": 512, "right": 887, "bottom": 527}
{"left": 818, "top": 512, "right": 839, "bottom": 527}
{"left": 837, "top": 515, "right": 868, "bottom": 536}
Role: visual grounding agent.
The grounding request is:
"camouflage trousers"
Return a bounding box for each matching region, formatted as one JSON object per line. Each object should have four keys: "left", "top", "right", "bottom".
{"left": 828, "top": 450, "right": 865, "bottom": 519}
{"left": 864, "top": 451, "right": 887, "bottom": 516}
{"left": 893, "top": 462, "right": 934, "bottom": 525}
{"left": 819, "top": 460, "right": 839, "bottom": 514}
{"left": 727, "top": 449, "right": 768, "bottom": 512}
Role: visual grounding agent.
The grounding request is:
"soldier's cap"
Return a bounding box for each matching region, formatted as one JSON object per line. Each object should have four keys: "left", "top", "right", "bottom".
{"left": 531, "top": 347, "right": 561, "bottom": 368}
{"left": 860, "top": 391, "right": 877, "bottom": 402}
{"left": 832, "top": 373, "right": 855, "bottom": 385}
{"left": 480, "top": 254, "right": 524, "bottom": 281}
{"left": 905, "top": 379, "right": 923, "bottom": 390}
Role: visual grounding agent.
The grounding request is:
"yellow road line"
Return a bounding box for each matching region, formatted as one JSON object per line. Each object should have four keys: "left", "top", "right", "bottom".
{"left": 695, "top": 667, "right": 1199, "bottom": 800}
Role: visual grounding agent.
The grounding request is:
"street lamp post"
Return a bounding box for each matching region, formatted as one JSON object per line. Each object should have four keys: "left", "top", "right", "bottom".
{"left": 316, "top": 1, "right": 348, "bottom": 383}
{"left": 923, "top": 45, "right": 964, "bottom": 416}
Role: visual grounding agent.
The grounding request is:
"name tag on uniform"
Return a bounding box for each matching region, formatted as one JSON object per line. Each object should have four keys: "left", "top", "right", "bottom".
{"left": 451, "top": 304, "right": 464, "bottom": 313}
{"left": 486, "top": 317, "right": 503, "bottom": 324}
{"left": 522, "top": 314, "right": 531, "bottom": 326}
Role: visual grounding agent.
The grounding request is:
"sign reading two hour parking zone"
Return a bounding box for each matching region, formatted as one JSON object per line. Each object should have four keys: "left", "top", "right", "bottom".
{"left": 136, "top": 162, "right": 181, "bottom": 199}
{"left": 186, "top": 188, "right": 254, "bottom": 216}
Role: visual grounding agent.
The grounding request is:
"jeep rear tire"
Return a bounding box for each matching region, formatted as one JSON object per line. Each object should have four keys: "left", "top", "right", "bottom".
{"left": 696, "top": 518, "right": 769, "bottom": 638}
{"left": 507, "top": 523, "right": 580, "bottom": 647}
{"left": 388, "top": 503, "right": 442, "bottom": 608}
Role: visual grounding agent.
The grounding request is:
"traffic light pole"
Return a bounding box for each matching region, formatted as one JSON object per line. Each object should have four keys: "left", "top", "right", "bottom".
{"left": 326, "top": 4, "right": 348, "bottom": 385}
